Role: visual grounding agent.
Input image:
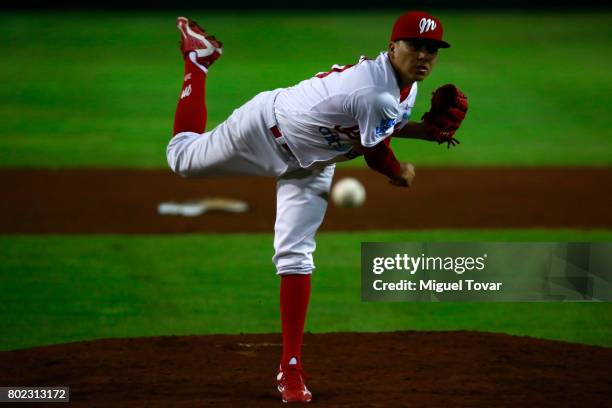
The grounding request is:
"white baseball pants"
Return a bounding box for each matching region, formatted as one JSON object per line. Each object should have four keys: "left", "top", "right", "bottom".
{"left": 167, "top": 90, "right": 335, "bottom": 275}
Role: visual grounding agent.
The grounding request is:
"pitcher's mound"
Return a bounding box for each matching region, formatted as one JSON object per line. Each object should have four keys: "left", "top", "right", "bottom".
{"left": 1, "top": 331, "right": 611, "bottom": 407}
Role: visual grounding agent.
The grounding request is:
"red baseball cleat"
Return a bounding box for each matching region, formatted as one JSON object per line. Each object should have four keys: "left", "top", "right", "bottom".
{"left": 277, "top": 365, "right": 312, "bottom": 403}
{"left": 176, "top": 16, "right": 223, "bottom": 69}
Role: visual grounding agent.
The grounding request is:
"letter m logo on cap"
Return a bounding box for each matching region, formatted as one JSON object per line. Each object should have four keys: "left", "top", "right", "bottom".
{"left": 419, "top": 18, "right": 437, "bottom": 34}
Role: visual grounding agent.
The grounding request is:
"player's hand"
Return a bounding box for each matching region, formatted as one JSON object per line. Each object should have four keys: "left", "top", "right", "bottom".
{"left": 389, "top": 162, "right": 415, "bottom": 187}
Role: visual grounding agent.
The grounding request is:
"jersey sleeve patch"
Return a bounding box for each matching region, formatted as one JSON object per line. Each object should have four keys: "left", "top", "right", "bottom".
{"left": 375, "top": 118, "right": 397, "bottom": 137}
{"left": 350, "top": 90, "right": 399, "bottom": 147}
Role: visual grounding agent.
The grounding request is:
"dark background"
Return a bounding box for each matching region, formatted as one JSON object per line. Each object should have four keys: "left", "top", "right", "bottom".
{"left": 5, "top": 0, "right": 610, "bottom": 10}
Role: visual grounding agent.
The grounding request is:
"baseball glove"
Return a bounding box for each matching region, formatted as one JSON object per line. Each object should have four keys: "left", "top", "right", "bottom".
{"left": 421, "top": 84, "right": 468, "bottom": 148}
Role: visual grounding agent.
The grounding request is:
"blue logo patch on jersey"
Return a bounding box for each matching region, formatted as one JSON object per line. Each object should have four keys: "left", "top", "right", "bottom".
{"left": 375, "top": 118, "right": 397, "bottom": 136}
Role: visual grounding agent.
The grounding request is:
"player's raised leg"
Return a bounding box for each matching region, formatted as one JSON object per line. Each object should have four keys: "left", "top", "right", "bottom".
{"left": 173, "top": 16, "right": 223, "bottom": 135}
{"left": 273, "top": 165, "right": 335, "bottom": 403}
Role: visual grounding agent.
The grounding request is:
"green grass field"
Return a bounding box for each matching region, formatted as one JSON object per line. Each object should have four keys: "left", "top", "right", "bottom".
{"left": 2, "top": 230, "right": 612, "bottom": 351}
{"left": 0, "top": 12, "right": 611, "bottom": 167}
{"left": 1, "top": 12, "right": 611, "bottom": 352}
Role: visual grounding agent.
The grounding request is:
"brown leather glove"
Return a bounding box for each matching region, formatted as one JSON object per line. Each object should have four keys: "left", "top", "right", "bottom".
{"left": 421, "top": 84, "right": 468, "bottom": 148}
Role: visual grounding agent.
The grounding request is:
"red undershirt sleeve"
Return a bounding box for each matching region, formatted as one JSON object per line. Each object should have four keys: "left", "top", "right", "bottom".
{"left": 362, "top": 137, "right": 401, "bottom": 179}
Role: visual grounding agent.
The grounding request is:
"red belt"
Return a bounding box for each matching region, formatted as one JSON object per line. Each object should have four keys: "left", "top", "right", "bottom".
{"left": 270, "top": 125, "right": 295, "bottom": 157}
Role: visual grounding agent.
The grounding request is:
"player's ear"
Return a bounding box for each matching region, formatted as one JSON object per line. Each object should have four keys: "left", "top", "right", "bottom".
{"left": 388, "top": 41, "right": 396, "bottom": 58}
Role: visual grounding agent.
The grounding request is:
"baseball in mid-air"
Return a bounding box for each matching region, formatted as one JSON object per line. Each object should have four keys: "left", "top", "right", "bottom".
{"left": 331, "top": 177, "right": 366, "bottom": 208}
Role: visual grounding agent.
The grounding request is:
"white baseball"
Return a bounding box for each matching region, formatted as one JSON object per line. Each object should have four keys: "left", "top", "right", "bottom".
{"left": 331, "top": 177, "right": 366, "bottom": 208}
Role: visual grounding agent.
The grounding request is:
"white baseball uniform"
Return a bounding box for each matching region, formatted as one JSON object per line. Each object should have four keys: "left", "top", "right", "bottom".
{"left": 167, "top": 51, "right": 418, "bottom": 275}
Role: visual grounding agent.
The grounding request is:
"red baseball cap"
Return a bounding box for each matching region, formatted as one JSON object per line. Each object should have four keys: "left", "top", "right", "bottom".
{"left": 390, "top": 11, "right": 450, "bottom": 48}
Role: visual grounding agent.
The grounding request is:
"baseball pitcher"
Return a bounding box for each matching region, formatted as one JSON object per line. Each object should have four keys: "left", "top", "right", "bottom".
{"left": 167, "top": 11, "right": 468, "bottom": 403}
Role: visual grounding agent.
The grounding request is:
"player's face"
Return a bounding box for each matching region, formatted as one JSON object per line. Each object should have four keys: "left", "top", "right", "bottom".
{"left": 388, "top": 39, "right": 439, "bottom": 84}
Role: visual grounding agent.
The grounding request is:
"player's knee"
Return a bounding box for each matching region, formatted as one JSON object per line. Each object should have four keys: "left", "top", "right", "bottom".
{"left": 166, "top": 137, "right": 191, "bottom": 178}
{"left": 166, "top": 149, "right": 186, "bottom": 177}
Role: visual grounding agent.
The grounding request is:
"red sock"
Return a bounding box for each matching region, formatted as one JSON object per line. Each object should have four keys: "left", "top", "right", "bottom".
{"left": 280, "top": 274, "right": 311, "bottom": 369}
{"left": 173, "top": 53, "right": 208, "bottom": 135}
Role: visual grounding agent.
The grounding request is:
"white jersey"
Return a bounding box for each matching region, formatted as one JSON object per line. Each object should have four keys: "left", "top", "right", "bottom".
{"left": 274, "top": 52, "right": 417, "bottom": 168}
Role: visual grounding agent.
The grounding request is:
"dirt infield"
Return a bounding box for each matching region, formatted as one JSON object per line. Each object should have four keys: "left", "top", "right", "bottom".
{"left": 1, "top": 331, "right": 610, "bottom": 407}
{"left": 1, "top": 167, "right": 612, "bottom": 233}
